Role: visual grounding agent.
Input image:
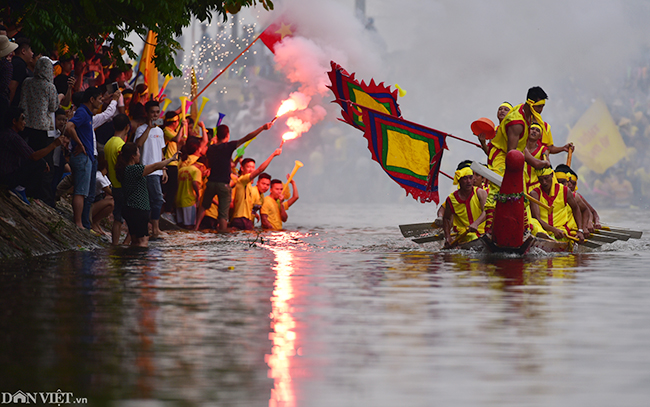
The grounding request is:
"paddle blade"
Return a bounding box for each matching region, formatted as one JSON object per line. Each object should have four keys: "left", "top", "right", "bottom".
{"left": 399, "top": 222, "right": 439, "bottom": 237}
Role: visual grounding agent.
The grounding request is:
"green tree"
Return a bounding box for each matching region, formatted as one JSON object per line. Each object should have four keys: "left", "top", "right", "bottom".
{"left": 1, "top": 0, "right": 273, "bottom": 76}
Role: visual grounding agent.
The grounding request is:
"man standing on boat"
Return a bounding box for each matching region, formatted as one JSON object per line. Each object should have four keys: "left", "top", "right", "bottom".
{"left": 529, "top": 167, "right": 585, "bottom": 243}
{"left": 484, "top": 87, "right": 551, "bottom": 233}
{"left": 442, "top": 166, "right": 487, "bottom": 248}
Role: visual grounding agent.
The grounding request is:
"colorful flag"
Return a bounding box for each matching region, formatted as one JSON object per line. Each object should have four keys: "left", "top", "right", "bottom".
{"left": 360, "top": 106, "right": 447, "bottom": 203}
{"left": 259, "top": 19, "right": 295, "bottom": 53}
{"left": 327, "top": 61, "right": 402, "bottom": 131}
{"left": 138, "top": 30, "right": 159, "bottom": 96}
{"left": 566, "top": 98, "right": 627, "bottom": 174}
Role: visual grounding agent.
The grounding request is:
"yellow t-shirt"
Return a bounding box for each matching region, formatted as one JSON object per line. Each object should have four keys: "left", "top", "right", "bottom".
{"left": 261, "top": 196, "right": 289, "bottom": 230}
{"left": 176, "top": 164, "right": 202, "bottom": 208}
{"left": 163, "top": 128, "right": 178, "bottom": 168}
{"left": 104, "top": 136, "right": 125, "bottom": 188}
{"left": 250, "top": 186, "right": 264, "bottom": 207}
{"left": 232, "top": 173, "right": 255, "bottom": 220}
{"left": 163, "top": 126, "right": 178, "bottom": 142}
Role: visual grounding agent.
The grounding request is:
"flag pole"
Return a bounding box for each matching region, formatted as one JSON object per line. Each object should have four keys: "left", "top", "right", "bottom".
{"left": 192, "top": 34, "right": 263, "bottom": 102}
{"left": 339, "top": 99, "right": 483, "bottom": 148}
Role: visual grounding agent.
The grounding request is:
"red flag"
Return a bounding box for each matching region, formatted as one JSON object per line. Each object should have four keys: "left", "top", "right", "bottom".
{"left": 259, "top": 19, "right": 295, "bottom": 53}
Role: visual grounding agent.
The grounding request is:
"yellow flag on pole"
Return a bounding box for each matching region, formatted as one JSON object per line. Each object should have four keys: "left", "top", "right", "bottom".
{"left": 138, "top": 30, "right": 159, "bottom": 96}
{"left": 566, "top": 98, "right": 627, "bottom": 174}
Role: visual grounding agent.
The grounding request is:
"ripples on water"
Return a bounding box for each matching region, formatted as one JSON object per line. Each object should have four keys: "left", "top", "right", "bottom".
{"left": 0, "top": 204, "right": 649, "bottom": 407}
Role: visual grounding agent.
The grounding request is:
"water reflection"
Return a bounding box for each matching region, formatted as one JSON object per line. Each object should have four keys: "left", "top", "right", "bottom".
{"left": 266, "top": 235, "right": 297, "bottom": 407}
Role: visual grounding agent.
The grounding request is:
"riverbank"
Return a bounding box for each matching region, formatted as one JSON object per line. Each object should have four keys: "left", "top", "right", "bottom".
{"left": 0, "top": 191, "right": 106, "bottom": 259}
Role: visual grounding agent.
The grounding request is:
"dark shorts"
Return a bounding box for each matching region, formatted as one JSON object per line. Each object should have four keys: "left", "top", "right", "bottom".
{"left": 122, "top": 206, "right": 150, "bottom": 238}
{"left": 112, "top": 187, "right": 125, "bottom": 222}
{"left": 199, "top": 215, "right": 220, "bottom": 230}
{"left": 201, "top": 181, "right": 231, "bottom": 220}
{"left": 230, "top": 217, "right": 254, "bottom": 231}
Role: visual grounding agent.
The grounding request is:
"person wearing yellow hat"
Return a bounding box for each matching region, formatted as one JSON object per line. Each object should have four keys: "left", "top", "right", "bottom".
{"left": 442, "top": 164, "right": 487, "bottom": 248}
{"left": 529, "top": 167, "right": 585, "bottom": 243}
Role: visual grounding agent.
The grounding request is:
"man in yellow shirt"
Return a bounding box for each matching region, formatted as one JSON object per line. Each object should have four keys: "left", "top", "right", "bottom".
{"left": 231, "top": 149, "right": 282, "bottom": 230}
{"left": 251, "top": 172, "right": 271, "bottom": 225}
{"left": 442, "top": 165, "right": 487, "bottom": 247}
{"left": 529, "top": 168, "right": 585, "bottom": 243}
{"left": 103, "top": 113, "right": 130, "bottom": 245}
{"left": 261, "top": 178, "right": 299, "bottom": 230}
{"left": 484, "top": 87, "right": 551, "bottom": 233}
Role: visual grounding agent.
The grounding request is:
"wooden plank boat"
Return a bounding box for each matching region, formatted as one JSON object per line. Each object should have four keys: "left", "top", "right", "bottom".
{"left": 399, "top": 150, "right": 642, "bottom": 254}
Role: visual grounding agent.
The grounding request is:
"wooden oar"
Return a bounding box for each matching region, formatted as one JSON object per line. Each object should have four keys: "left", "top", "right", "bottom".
{"left": 592, "top": 229, "right": 630, "bottom": 241}
{"left": 564, "top": 233, "right": 602, "bottom": 248}
{"left": 399, "top": 222, "right": 439, "bottom": 238}
{"left": 447, "top": 230, "right": 469, "bottom": 249}
{"left": 566, "top": 147, "right": 573, "bottom": 166}
{"left": 412, "top": 233, "right": 444, "bottom": 244}
{"left": 600, "top": 226, "right": 643, "bottom": 239}
{"left": 579, "top": 239, "right": 602, "bottom": 249}
{"left": 585, "top": 233, "right": 617, "bottom": 244}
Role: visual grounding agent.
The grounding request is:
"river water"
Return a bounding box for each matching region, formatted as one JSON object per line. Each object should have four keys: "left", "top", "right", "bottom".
{"left": 0, "top": 203, "right": 649, "bottom": 407}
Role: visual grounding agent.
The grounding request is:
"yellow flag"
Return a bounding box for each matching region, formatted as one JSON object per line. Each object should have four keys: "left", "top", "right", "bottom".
{"left": 566, "top": 98, "right": 627, "bottom": 174}
{"left": 138, "top": 30, "right": 159, "bottom": 96}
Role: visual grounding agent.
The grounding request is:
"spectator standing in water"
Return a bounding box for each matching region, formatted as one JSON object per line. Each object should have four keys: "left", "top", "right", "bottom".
{"left": 134, "top": 100, "right": 166, "bottom": 239}
{"left": 115, "top": 142, "right": 178, "bottom": 247}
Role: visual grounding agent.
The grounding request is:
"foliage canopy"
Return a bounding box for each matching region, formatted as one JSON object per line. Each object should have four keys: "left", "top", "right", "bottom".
{"left": 2, "top": 0, "right": 273, "bottom": 76}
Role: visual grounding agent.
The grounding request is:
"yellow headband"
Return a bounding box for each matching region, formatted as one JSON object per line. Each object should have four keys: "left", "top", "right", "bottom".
{"left": 568, "top": 173, "right": 577, "bottom": 182}
{"left": 530, "top": 122, "right": 543, "bottom": 132}
{"left": 536, "top": 167, "right": 554, "bottom": 177}
{"left": 527, "top": 98, "right": 546, "bottom": 106}
{"left": 453, "top": 167, "right": 473, "bottom": 185}
{"left": 555, "top": 172, "right": 568, "bottom": 180}
{"left": 499, "top": 102, "right": 513, "bottom": 110}
{"left": 168, "top": 115, "right": 179, "bottom": 122}
{"left": 526, "top": 98, "right": 548, "bottom": 144}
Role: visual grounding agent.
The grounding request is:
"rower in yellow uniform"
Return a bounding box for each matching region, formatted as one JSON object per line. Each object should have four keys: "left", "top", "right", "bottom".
{"left": 529, "top": 167, "right": 585, "bottom": 243}
{"left": 555, "top": 164, "right": 600, "bottom": 233}
{"left": 442, "top": 166, "right": 487, "bottom": 248}
{"left": 524, "top": 123, "right": 550, "bottom": 193}
{"left": 435, "top": 160, "right": 487, "bottom": 225}
{"left": 521, "top": 123, "right": 552, "bottom": 237}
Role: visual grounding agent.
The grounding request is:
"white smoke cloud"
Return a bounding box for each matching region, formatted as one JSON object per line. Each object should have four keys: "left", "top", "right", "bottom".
{"left": 255, "top": 0, "right": 650, "bottom": 203}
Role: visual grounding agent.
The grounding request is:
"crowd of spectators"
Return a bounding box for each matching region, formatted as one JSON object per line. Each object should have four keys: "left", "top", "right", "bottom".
{"left": 549, "top": 50, "right": 650, "bottom": 210}
{"left": 0, "top": 27, "right": 298, "bottom": 246}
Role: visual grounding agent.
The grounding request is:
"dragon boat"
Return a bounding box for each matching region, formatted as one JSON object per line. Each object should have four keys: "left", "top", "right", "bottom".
{"left": 399, "top": 150, "right": 642, "bottom": 255}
